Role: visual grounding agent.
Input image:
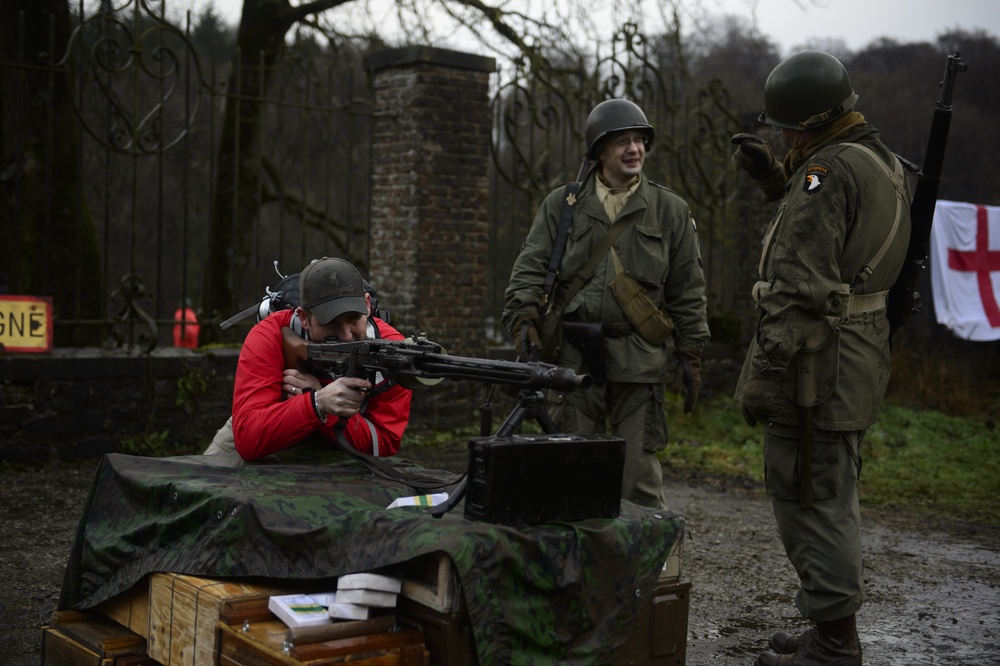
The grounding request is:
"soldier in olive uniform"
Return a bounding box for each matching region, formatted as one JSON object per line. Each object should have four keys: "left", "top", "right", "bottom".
{"left": 503, "top": 99, "right": 710, "bottom": 510}
{"left": 732, "top": 52, "right": 912, "bottom": 665}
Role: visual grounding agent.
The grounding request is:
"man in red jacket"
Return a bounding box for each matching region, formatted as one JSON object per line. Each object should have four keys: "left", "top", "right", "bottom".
{"left": 208, "top": 257, "right": 411, "bottom": 462}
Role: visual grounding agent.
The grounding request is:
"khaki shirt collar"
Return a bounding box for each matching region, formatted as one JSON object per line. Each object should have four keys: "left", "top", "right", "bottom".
{"left": 596, "top": 172, "right": 641, "bottom": 222}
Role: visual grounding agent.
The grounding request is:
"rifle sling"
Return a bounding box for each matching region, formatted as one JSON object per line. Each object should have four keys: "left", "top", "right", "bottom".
{"left": 333, "top": 422, "right": 459, "bottom": 492}
{"left": 561, "top": 215, "right": 632, "bottom": 307}
{"left": 541, "top": 181, "right": 581, "bottom": 311}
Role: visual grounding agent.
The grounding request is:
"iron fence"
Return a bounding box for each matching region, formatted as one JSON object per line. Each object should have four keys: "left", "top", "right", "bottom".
{"left": 1, "top": 0, "right": 373, "bottom": 349}
{"left": 2, "top": 3, "right": 762, "bottom": 351}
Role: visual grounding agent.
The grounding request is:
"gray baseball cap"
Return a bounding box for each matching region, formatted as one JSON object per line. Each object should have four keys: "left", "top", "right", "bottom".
{"left": 298, "top": 257, "right": 368, "bottom": 324}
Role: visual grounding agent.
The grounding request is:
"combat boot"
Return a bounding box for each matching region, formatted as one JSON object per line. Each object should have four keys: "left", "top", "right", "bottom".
{"left": 755, "top": 614, "right": 861, "bottom": 666}
{"left": 769, "top": 627, "right": 815, "bottom": 654}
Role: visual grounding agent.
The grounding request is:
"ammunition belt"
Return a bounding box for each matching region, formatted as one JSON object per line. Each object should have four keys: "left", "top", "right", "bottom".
{"left": 752, "top": 281, "right": 888, "bottom": 317}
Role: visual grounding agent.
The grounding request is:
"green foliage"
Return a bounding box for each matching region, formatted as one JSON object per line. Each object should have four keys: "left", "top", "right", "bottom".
{"left": 662, "top": 393, "right": 764, "bottom": 482}
{"left": 861, "top": 404, "right": 1000, "bottom": 525}
{"left": 662, "top": 394, "right": 1000, "bottom": 528}
{"left": 405, "top": 424, "right": 482, "bottom": 449}
{"left": 176, "top": 366, "right": 208, "bottom": 414}
{"left": 119, "top": 429, "right": 171, "bottom": 457}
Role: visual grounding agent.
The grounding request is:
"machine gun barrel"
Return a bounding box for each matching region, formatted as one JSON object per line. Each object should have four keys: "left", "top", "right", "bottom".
{"left": 407, "top": 354, "right": 592, "bottom": 391}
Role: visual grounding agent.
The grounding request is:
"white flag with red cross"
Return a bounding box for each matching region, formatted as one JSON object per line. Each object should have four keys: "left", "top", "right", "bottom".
{"left": 930, "top": 200, "right": 1000, "bottom": 341}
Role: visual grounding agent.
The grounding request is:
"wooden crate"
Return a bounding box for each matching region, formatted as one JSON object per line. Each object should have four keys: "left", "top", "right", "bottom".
{"left": 145, "top": 573, "right": 290, "bottom": 666}
{"left": 612, "top": 575, "right": 691, "bottom": 665}
{"left": 395, "top": 596, "right": 476, "bottom": 666}
{"left": 41, "top": 610, "right": 155, "bottom": 666}
{"left": 398, "top": 553, "right": 462, "bottom": 615}
{"left": 393, "top": 551, "right": 690, "bottom": 666}
{"left": 98, "top": 575, "right": 151, "bottom": 638}
{"left": 216, "top": 619, "right": 429, "bottom": 665}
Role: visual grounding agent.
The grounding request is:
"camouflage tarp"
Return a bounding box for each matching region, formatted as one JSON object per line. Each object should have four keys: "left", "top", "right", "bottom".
{"left": 58, "top": 448, "right": 682, "bottom": 665}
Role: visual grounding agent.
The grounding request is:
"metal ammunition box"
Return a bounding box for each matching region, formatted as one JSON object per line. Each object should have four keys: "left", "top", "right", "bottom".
{"left": 464, "top": 433, "right": 626, "bottom": 525}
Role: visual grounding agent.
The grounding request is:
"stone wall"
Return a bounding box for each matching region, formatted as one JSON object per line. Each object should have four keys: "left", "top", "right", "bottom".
{"left": 0, "top": 348, "right": 239, "bottom": 464}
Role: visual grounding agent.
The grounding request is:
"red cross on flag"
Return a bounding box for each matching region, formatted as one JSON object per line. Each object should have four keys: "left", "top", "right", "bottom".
{"left": 931, "top": 200, "right": 1000, "bottom": 341}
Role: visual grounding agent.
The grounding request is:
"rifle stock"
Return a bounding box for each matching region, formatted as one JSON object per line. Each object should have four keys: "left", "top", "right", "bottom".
{"left": 281, "top": 326, "right": 311, "bottom": 373}
{"left": 887, "top": 52, "right": 967, "bottom": 338}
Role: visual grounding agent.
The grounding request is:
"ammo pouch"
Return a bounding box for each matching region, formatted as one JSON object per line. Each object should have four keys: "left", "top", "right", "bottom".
{"left": 609, "top": 250, "right": 674, "bottom": 345}
{"left": 563, "top": 321, "right": 606, "bottom": 385}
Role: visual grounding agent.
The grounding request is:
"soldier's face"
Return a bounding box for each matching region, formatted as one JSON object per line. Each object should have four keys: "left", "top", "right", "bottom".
{"left": 599, "top": 131, "right": 646, "bottom": 188}
{"left": 299, "top": 295, "right": 370, "bottom": 342}
{"left": 780, "top": 127, "right": 810, "bottom": 147}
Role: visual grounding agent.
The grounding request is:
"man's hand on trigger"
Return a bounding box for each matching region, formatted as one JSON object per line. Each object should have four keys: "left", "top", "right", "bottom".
{"left": 317, "top": 376, "right": 373, "bottom": 418}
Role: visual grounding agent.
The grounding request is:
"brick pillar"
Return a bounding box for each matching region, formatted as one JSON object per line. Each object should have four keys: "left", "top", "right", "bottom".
{"left": 366, "top": 47, "right": 496, "bottom": 428}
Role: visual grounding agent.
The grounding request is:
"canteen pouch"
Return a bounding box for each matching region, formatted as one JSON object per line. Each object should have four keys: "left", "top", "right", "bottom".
{"left": 609, "top": 261, "right": 674, "bottom": 345}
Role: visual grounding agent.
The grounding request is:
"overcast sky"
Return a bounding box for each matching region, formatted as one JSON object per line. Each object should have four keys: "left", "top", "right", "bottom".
{"left": 707, "top": 0, "right": 1000, "bottom": 53}
{"left": 198, "top": 0, "right": 999, "bottom": 55}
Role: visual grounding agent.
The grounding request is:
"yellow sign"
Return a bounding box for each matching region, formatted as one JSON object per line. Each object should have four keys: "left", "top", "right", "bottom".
{"left": 0, "top": 295, "right": 53, "bottom": 353}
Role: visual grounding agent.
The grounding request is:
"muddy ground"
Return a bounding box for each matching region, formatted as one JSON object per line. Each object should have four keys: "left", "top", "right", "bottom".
{"left": 2, "top": 452, "right": 998, "bottom": 665}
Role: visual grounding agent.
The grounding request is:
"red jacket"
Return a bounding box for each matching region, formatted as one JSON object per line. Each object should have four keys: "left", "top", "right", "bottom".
{"left": 231, "top": 309, "right": 411, "bottom": 461}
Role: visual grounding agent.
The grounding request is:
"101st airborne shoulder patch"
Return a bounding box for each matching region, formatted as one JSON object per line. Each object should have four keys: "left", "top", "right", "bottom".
{"left": 803, "top": 164, "right": 829, "bottom": 194}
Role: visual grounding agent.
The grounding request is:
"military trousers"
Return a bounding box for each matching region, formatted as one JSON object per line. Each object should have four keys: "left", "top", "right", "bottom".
{"left": 764, "top": 422, "right": 865, "bottom": 622}
{"left": 546, "top": 380, "right": 667, "bottom": 510}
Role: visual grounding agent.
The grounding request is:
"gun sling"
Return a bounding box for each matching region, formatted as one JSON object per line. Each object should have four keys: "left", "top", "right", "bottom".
{"left": 552, "top": 218, "right": 634, "bottom": 379}
{"left": 536, "top": 197, "right": 634, "bottom": 361}
{"left": 540, "top": 181, "right": 581, "bottom": 312}
{"left": 332, "top": 421, "right": 458, "bottom": 492}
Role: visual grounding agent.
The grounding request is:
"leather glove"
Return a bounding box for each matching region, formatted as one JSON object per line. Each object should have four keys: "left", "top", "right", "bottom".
{"left": 731, "top": 133, "right": 786, "bottom": 202}
{"left": 738, "top": 370, "right": 784, "bottom": 427}
{"left": 513, "top": 316, "right": 541, "bottom": 362}
{"left": 671, "top": 346, "right": 702, "bottom": 414}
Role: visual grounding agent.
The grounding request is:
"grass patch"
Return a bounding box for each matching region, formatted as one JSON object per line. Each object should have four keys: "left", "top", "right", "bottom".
{"left": 662, "top": 392, "right": 764, "bottom": 482}
{"left": 861, "top": 404, "right": 999, "bottom": 525}
{"left": 663, "top": 394, "right": 1000, "bottom": 528}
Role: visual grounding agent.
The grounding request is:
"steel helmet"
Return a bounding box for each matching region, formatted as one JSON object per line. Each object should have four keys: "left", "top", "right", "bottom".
{"left": 759, "top": 51, "right": 859, "bottom": 130}
{"left": 584, "top": 99, "right": 655, "bottom": 159}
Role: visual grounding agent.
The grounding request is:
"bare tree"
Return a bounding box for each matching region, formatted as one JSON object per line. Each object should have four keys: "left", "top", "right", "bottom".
{"left": 201, "top": 0, "right": 549, "bottom": 327}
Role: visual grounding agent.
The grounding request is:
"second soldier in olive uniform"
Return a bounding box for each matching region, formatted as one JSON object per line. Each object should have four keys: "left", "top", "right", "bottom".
{"left": 503, "top": 99, "right": 710, "bottom": 510}
{"left": 733, "top": 52, "right": 912, "bottom": 665}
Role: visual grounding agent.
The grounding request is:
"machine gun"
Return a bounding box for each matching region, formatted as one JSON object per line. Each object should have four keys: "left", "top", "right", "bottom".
{"left": 281, "top": 327, "right": 592, "bottom": 393}
{"left": 887, "top": 51, "right": 967, "bottom": 339}
{"left": 281, "top": 327, "right": 595, "bottom": 517}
